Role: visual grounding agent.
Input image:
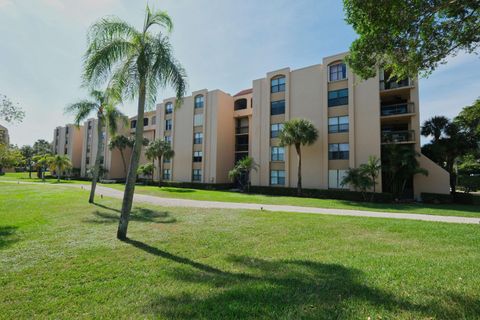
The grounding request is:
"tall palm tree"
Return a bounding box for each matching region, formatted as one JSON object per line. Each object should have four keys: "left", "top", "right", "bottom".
{"left": 228, "top": 156, "right": 258, "bottom": 192}
{"left": 83, "top": 6, "right": 187, "bottom": 240}
{"left": 48, "top": 155, "right": 72, "bottom": 182}
{"left": 108, "top": 135, "right": 134, "bottom": 177}
{"left": 421, "top": 116, "right": 449, "bottom": 141}
{"left": 145, "top": 139, "right": 174, "bottom": 187}
{"left": 66, "top": 89, "right": 124, "bottom": 203}
{"left": 359, "top": 155, "right": 381, "bottom": 193}
{"left": 279, "top": 118, "right": 319, "bottom": 196}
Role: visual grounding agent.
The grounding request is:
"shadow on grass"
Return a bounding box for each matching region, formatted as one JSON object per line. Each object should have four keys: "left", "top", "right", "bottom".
{"left": 0, "top": 226, "right": 19, "bottom": 249}
{"left": 160, "top": 187, "right": 196, "bottom": 194}
{"left": 123, "top": 239, "right": 479, "bottom": 319}
{"left": 84, "top": 207, "right": 176, "bottom": 224}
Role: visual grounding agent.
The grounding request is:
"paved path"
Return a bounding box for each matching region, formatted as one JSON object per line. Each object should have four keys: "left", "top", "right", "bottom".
{"left": 2, "top": 180, "right": 480, "bottom": 225}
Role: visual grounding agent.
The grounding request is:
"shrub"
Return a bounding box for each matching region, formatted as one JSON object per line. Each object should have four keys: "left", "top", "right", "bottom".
{"left": 421, "top": 193, "right": 452, "bottom": 204}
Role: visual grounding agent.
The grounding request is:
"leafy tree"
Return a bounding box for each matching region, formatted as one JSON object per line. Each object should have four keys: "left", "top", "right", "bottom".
{"left": 420, "top": 116, "right": 450, "bottom": 141}
{"left": 0, "top": 94, "right": 25, "bottom": 123}
{"left": 145, "top": 139, "right": 174, "bottom": 187}
{"left": 228, "top": 156, "right": 258, "bottom": 192}
{"left": 32, "top": 139, "right": 52, "bottom": 156}
{"left": 66, "top": 88, "right": 124, "bottom": 203}
{"left": 20, "top": 145, "right": 34, "bottom": 178}
{"left": 32, "top": 154, "right": 51, "bottom": 182}
{"left": 341, "top": 168, "right": 373, "bottom": 200}
{"left": 344, "top": 0, "right": 480, "bottom": 79}
{"left": 47, "top": 155, "right": 72, "bottom": 182}
{"left": 108, "top": 135, "right": 134, "bottom": 177}
{"left": 278, "top": 118, "right": 319, "bottom": 195}
{"left": 382, "top": 144, "right": 428, "bottom": 198}
{"left": 83, "top": 6, "right": 187, "bottom": 240}
{"left": 359, "top": 155, "right": 381, "bottom": 193}
{"left": 455, "top": 98, "right": 480, "bottom": 138}
{"left": 0, "top": 144, "right": 23, "bottom": 174}
{"left": 137, "top": 163, "right": 154, "bottom": 183}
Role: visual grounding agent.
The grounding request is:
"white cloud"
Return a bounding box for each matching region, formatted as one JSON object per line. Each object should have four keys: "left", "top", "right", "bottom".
{"left": 0, "top": 0, "right": 13, "bottom": 9}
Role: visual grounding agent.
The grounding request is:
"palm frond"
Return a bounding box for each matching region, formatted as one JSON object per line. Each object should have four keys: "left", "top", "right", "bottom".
{"left": 144, "top": 6, "right": 173, "bottom": 33}
{"left": 65, "top": 100, "right": 98, "bottom": 126}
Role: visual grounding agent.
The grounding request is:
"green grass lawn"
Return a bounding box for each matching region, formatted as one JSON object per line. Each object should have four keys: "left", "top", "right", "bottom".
{"left": 2, "top": 172, "right": 480, "bottom": 217}
{"left": 1, "top": 183, "right": 479, "bottom": 319}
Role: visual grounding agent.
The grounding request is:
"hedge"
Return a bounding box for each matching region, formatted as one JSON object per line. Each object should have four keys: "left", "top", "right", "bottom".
{"left": 249, "top": 186, "right": 394, "bottom": 203}
{"left": 137, "top": 179, "right": 234, "bottom": 191}
{"left": 421, "top": 192, "right": 480, "bottom": 205}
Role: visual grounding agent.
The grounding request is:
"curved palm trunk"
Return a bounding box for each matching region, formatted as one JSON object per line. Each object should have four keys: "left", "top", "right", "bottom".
{"left": 89, "top": 115, "right": 104, "bottom": 203}
{"left": 118, "top": 78, "right": 146, "bottom": 240}
{"left": 158, "top": 156, "right": 163, "bottom": 187}
{"left": 57, "top": 165, "right": 61, "bottom": 182}
{"left": 295, "top": 144, "right": 302, "bottom": 196}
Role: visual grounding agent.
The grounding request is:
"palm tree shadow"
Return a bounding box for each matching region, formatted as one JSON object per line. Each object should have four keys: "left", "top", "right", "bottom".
{"left": 125, "top": 244, "right": 480, "bottom": 319}
{"left": 0, "top": 225, "right": 18, "bottom": 249}
{"left": 84, "top": 207, "right": 176, "bottom": 224}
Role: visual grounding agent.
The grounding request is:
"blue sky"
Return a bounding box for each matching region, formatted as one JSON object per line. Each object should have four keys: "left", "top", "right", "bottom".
{"left": 1, "top": 0, "right": 479, "bottom": 146}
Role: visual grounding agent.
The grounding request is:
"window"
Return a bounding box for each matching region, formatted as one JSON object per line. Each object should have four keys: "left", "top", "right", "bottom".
{"left": 271, "top": 76, "right": 286, "bottom": 93}
{"left": 143, "top": 118, "right": 149, "bottom": 126}
{"left": 270, "top": 123, "right": 284, "bottom": 138}
{"left": 194, "top": 132, "right": 203, "bottom": 144}
{"left": 163, "top": 169, "right": 171, "bottom": 180}
{"left": 165, "top": 136, "right": 172, "bottom": 145}
{"left": 328, "top": 116, "right": 349, "bottom": 133}
{"left": 151, "top": 116, "right": 156, "bottom": 125}
{"left": 194, "top": 114, "right": 203, "bottom": 126}
{"left": 271, "top": 100, "right": 285, "bottom": 115}
{"left": 130, "top": 120, "right": 137, "bottom": 129}
{"left": 66, "top": 127, "right": 69, "bottom": 134}
{"left": 193, "top": 151, "right": 203, "bottom": 162}
{"left": 163, "top": 157, "right": 171, "bottom": 163}
{"left": 194, "top": 95, "right": 204, "bottom": 109}
{"left": 234, "top": 98, "right": 247, "bottom": 111}
{"left": 328, "top": 89, "right": 348, "bottom": 107}
{"left": 99, "top": 156, "right": 104, "bottom": 165}
{"left": 165, "top": 102, "right": 173, "bottom": 114}
{"left": 271, "top": 146, "right": 285, "bottom": 161}
{"left": 165, "top": 119, "right": 172, "bottom": 131}
{"left": 192, "top": 169, "right": 202, "bottom": 182}
{"left": 329, "top": 62, "right": 347, "bottom": 81}
{"left": 270, "top": 170, "right": 285, "bottom": 185}
{"left": 328, "top": 143, "right": 349, "bottom": 160}
{"left": 328, "top": 169, "right": 348, "bottom": 189}
{"left": 87, "top": 122, "right": 92, "bottom": 130}
{"left": 86, "top": 157, "right": 90, "bottom": 165}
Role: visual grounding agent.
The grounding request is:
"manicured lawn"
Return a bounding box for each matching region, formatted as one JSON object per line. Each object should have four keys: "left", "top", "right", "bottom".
{"left": 2, "top": 172, "right": 480, "bottom": 217}
{"left": 0, "top": 171, "right": 85, "bottom": 184}
{"left": 1, "top": 183, "right": 479, "bottom": 319}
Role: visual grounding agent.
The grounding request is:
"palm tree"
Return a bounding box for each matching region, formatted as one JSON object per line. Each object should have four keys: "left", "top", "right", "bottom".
{"left": 341, "top": 167, "right": 373, "bottom": 200}
{"left": 48, "top": 155, "right": 71, "bottom": 182}
{"left": 32, "top": 154, "right": 51, "bottom": 182}
{"left": 137, "top": 163, "right": 154, "bottom": 183}
{"left": 83, "top": 6, "right": 187, "bottom": 240}
{"left": 228, "top": 156, "right": 258, "bottom": 192}
{"left": 108, "top": 135, "right": 134, "bottom": 177}
{"left": 359, "top": 155, "right": 381, "bottom": 193}
{"left": 421, "top": 116, "right": 449, "bottom": 141}
{"left": 66, "top": 89, "right": 124, "bottom": 203}
{"left": 278, "top": 118, "right": 319, "bottom": 196}
{"left": 145, "top": 139, "right": 174, "bottom": 187}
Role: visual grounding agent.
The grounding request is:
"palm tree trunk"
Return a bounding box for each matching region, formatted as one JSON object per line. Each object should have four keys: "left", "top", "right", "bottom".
{"left": 120, "top": 149, "right": 127, "bottom": 178}
{"left": 28, "top": 166, "right": 32, "bottom": 179}
{"left": 57, "top": 166, "right": 60, "bottom": 182}
{"left": 89, "top": 115, "right": 104, "bottom": 203}
{"left": 118, "top": 78, "right": 146, "bottom": 240}
{"left": 158, "top": 157, "right": 163, "bottom": 187}
{"left": 296, "top": 144, "right": 302, "bottom": 196}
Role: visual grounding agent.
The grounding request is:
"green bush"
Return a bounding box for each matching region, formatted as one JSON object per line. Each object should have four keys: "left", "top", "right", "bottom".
{"left": 138, "top": 179, "right": 234, "bottom": 191}
{"left": 458, "top": 175, "right": 480, "bottom": 193}
{"left": 249, "top": 186, "right": 393, "bottom": 203}
{"left": 421, "top": 193, "right": 453, "bottom": 204}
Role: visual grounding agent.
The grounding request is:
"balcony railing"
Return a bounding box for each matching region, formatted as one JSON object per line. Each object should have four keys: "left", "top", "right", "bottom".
{"left": 381, "top": 102, "right": 414, "bottom": 116}
{"left": 381, "top": 130, "right": 415, "bottom": 143}
{"left": 235, "top": 126, "right": 249, "bottom": 134}
{"left": 380, "top": 78, "right": 412, "bottom": 91}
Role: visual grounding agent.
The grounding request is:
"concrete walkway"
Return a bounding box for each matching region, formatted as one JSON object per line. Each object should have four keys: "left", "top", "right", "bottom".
{"left": 2, "top": 180, "right": 480, "bottom": 225}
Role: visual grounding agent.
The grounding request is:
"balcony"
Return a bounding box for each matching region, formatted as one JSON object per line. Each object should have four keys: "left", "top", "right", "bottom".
{"left": 381, "top": 130, "right": 415, "bottom": 144}
{"left": 381, "top": 102, "right": 415, "bottom": 117}
{"left": 235, "top": 126, "right": 249, "bottom": 134}
{"left": 380, "top": 78, "right": 412, "bottom": 91}
{"left": 235, "top": 144, "right": 249, "bottom": 152}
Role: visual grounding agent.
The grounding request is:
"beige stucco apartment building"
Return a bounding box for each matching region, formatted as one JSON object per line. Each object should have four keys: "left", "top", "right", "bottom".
{"left": 0, "top": 124, "right": 9, "bottom": 145}
{"left": 53, "top": 124, "right": 84, "bottom": 170}
{"left": 52, "top": 51, "right": 449, "bottom": 198}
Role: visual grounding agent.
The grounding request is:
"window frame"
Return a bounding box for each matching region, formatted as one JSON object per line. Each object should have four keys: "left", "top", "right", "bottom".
{"left": 194, "top": 132, "right": 203, "bottom": 144}
{"left": 165, "top": 102, "right": 173, "bottom": 114}
{"left": 328, "top": 143, "right": 349, "bottom": 160}
{"left": 193, "top": 151, "right": 203, "bottom": 162}
{"left": 193, "top": 114, "right": 204, "bottom": 126}
{"left": 328, "top": 116, "right": 349, "bottom": 133}
{"left": 162, "top": 169, "right": 171, "bottom": 180}
{"left": 328, "top": 62, "right": 347, "bottom": 82}
{"left": 192, "top": 169, "right": 202, "bottom": 182}
{"left": 130, "top": 120, "right": 137, "bottom": 129}
{"left": 328, "top": 89, "right": 349, "bottom": 107}
{"left": 270, "top": 123, "right": 284, "bottom": 138}
{"left": 270, "top": 170, "right": 285, "bottom": 186}
{"left": 194, "top": 95, "right": 204, "bottom": 109}
{"left": 271, "top": 100, "right": 285, "bottom": 115}
{"left": 165, "top": 119, "right": 173, "bottom": 131}
{"left": 271, "top": 76, "right": 286, "bottom": 93}
{"left": 328, "top": 169, "right": 348, "bottom": 189}
{"left": 271, "top": 146, "right": 285, "bottom": 161}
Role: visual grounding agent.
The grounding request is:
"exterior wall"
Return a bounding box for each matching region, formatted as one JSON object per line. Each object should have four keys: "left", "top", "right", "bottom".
{"left": 0, "top": 125, "right": 9, "bottom": 145}
{"left": 415, "top": 155, "right": 450, "bottom": 196}
{"left": 53, "top": 124, "right": 84, "bottom": 169}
